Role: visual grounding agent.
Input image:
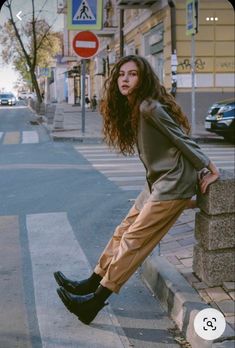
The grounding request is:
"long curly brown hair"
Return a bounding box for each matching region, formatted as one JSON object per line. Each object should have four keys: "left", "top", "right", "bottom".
{"left": 100, "top": 55, "right": 191, "bottom": 155}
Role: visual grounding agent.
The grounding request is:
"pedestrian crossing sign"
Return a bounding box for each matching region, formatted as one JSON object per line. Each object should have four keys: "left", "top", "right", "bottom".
{"left": 68, "top": 0, "right": 103, "bottom": 30}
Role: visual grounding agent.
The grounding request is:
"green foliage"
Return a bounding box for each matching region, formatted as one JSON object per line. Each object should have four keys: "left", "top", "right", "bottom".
{"left": 0, "top": 2, "right": 62, "bottom": 96}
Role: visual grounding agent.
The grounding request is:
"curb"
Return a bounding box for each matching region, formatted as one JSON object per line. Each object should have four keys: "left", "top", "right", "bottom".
{"left": 48, "top": 132, "right": 224, "bottom": 144}
{"left": 141, "top": 252, "right": 235, "bottom": 348}
{"left": 52, "top": 134, "right": 103, "bottom": 143}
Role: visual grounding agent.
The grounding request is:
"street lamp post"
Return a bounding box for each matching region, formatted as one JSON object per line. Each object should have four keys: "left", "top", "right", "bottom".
{"left": 186, "top": 0, "right": 199, "bottom": 135}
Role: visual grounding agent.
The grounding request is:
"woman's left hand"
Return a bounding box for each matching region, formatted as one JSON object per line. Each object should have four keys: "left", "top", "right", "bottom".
{"left": 199, "top": 162, "right": 220, "bottom": 194}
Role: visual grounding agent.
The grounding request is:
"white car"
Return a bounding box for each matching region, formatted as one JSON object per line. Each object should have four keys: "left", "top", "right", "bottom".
{"left": 18, "top": 91, "right": 36, "bottom": 100}
{"left": 0, "top": 92, "right": 17, "bottom": 105}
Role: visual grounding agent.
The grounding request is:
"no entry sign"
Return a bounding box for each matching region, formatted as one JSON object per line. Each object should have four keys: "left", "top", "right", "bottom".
{"left": 72, "top": 30, "right": 99, "bottom": 58}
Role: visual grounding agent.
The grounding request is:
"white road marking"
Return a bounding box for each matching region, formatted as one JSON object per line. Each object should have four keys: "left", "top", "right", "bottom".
{"left": 26, "top": 212, "right": 129, "bottom": 348}
{"left": 22, "top": 131, "right": 39, "bottom": 144}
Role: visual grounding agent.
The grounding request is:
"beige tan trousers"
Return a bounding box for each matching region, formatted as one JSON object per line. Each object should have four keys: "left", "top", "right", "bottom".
{"left": 94, "top": 199, "right": 188, "bottom": 293}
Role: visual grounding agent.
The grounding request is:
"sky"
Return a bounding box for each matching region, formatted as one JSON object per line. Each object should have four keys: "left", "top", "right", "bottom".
{"left": 0, "top": 0, "right": 63, "bottom": 94}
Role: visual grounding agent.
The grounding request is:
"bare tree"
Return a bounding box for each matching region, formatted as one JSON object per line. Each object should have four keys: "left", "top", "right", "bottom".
{"left": 1, "top": 0, "right": 61, "bottom": 105}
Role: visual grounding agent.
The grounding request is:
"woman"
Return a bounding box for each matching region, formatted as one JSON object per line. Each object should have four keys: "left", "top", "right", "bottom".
{"left": 55, "top": 55, "right": 219, "bottom": 325}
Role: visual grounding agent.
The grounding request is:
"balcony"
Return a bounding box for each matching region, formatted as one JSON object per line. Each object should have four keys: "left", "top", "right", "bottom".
{"left": 117, "top": 0, "right": 157, "bottom": 8}
{"left": 95, "top": 27, "right": 118, "bottom": 37}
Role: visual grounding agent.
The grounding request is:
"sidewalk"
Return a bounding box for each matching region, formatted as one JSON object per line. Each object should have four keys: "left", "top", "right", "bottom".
{"left": 44, "top": 103, "right": 234, "bottom": 348}
{"left": 45, "top": 102, "right": 226, "bottom": 144}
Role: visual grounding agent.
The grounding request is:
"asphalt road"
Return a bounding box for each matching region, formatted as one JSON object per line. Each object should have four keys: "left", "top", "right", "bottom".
{"left": 0, "top": 104, "right": 182, "bottom": 348}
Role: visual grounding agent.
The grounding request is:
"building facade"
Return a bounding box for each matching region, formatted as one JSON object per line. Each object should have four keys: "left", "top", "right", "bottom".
{"left": 54, "top": 0, "right": 234, "bottom": 128}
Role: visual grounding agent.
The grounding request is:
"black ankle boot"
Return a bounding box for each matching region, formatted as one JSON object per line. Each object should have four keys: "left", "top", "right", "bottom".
{"left": 57, "top": 286, "right": 111, "bottom": 325}
{"left": 54, "top": 271, "right": 102, "bottom": 295}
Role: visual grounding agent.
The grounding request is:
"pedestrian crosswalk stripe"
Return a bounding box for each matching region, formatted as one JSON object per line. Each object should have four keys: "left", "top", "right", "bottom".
{"left": 0, "top": 131, "right": 40, "bottom": 144}
{"left": 3, "top": 131, "right": 20, "bottom": 144}
{"left": 22, "top": 131, "right": 39, "bottom": 144}
{"left": 74, "top": 143, "right": 235, "bottom": 191}
{"left": 26, "top": 212, "right": 129, "bottom": 348}
{"left": 0, "top": 216, "right": 30, "bottom": 343}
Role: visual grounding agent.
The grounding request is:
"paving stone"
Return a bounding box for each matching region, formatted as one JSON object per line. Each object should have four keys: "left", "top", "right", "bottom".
{"left": 179, "top": 258, "right": 193, "bottom": 267}
{"left": 178, "top": 236, "right": 196, "bottom": 247}
{"left": 168, "top": 224, "right": 193, "bottom": 235}
{"left": 179, "top": 266, "right": 193, "bottom": 274}
{"left": 166, "top": 255, "right": 181, "bottom": 265}
{"left": 228, "top": 291, "right": 235, "bottom": 300}
{"left": 164, "top": 231, "right": 193, "bottom": 242}
{"left": 184, "top": 272, "right": 200, "bottom": 285}
{"left": 216, "top": 300, "right": 235, "bottom": 316}
{"left": 223, "top": 282, "right": 235, "bottom": 291}
{"left": 159, "top": 240, "right": 181, "bottom": 251}
{"left": 226, "top": 316, "right": 235, "bottom": 330}
{"left": 193, "top": 281, "right": 209, "bottom": 290}
{"left": 205, "top": 287, "right": 231, "bottom": 302}
{"left": 175, "top": 249, "right": 193, "bottom": 259}
{"left": 198, "top": 289, "right": 211, "bottom": 303}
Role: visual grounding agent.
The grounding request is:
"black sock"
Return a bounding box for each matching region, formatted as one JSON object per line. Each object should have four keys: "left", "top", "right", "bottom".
{"left": 84, "top": 272, "right": 102, "bottom": 292}
{"left": 94, "top": 285, "right": 112, "bottom": 303}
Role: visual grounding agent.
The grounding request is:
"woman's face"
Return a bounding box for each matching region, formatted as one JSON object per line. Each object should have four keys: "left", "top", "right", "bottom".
{"left": 117, "top": 61, "right": 139, "bottom": 99}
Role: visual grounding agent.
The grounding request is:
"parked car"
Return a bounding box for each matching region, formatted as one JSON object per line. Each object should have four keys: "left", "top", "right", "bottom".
{"left": 0, "top": 92, "right": 17, "bottom": 106}
{"left": 18, "top": 91, "right": 36, "bottom": 100}
{"left": 205, "top": 98, "right": 235, "bottom": 143}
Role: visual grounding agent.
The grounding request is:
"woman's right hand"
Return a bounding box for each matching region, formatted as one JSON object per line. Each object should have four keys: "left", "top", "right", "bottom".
{"left": 199, "top": 162, "right": 220, "bottom": 194}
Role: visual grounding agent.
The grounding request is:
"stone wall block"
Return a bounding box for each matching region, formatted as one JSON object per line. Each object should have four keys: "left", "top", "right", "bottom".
{"left": 195, "top": 211, "right": 235, "bottom": 250}
{"left": 197, "top": 169, "right": 235, "bottom": 215}
{"left": 193, "top": 245, "right": 235, "bottom": 287}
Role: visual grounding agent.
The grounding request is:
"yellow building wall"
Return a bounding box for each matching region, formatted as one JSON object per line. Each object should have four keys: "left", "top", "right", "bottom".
{"left": 175, "top": 0, "right": 234, "bottom": 86}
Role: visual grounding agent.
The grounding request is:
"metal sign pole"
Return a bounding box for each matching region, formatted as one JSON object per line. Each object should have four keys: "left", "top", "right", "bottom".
{"left": 191, "top": 33, "right": 195, "bottom": 134}
{"left": 81, "top": 59, "right": 86, "bottom": 134}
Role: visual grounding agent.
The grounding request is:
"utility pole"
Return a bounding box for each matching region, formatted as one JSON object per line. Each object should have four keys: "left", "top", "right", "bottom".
{"left": 186, "top": 0, "right": 199, "bottom": 135}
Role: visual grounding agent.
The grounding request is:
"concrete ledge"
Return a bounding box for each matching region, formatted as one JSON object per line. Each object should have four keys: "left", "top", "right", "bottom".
{"left": 195, "top": 211, "right": 235, "bottom": 250}
{"left": 197, "top": 169, "right": 235, "bottom": 215}
{"left": 141, "top": 251, "right": 235, "bottom": 348}
{"left": 193, "top": 245, "right": 235, "bottom": 286}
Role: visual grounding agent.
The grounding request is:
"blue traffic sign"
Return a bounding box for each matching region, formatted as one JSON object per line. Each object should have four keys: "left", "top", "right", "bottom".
{"left": 68, "top": 0, "right": 103, "bottom": 30}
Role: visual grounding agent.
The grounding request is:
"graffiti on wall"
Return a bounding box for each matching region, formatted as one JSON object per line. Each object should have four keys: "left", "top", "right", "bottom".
{"left": 178, "top": 58, "right": 205, "bottom": 70}
{"left": 217, "top": 61, "right": 234, "bottom": 69}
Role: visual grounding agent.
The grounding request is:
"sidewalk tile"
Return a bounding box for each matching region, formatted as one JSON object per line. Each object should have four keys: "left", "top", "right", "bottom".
{"left": 184, "top": 272, "right": 200, "bottom": 285}
{"left": 159, "top": 240, "right": 182, "bottom": 251}
{"left": 179, "top": 266, "right": 193, "bottom": 274}
{"left": 226, "top": 316, "right": 235, "bottom": 330}
{"left": 168, "top": 224, "right": 193, "bottom": 235}
{"left": 166, "top": 255, "right": 182, "bottom": 265}
{"left": 178, "top": 236, "right": 196, "bottom": 247}
{"left": 193, "top": 281, "right": 208, "bottom": 290}
{"left": 223, "top": 282, "right": 235, "bottom": 292}
{"left": 216, "top": 300, "right": 235, "bottom": 316}
{"left": 229, "top": 291, "right": 235, "bottom": 300}
{"left": 205, "top": 287, "right": 231, "bottom": 302}
{"left": 198, "top": 289, "right": 211, "bottom": 303}
{"left": 179, "top": 258, "right": 193, "bottom": 267}
{"left": 175, "top": 250, "right": 193, "bottom": 259}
